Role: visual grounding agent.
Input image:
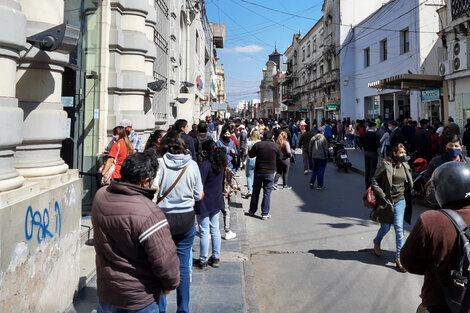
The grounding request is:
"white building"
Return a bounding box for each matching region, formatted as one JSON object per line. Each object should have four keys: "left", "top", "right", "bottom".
{"left": 340, "top": 0, "right": 443, "bottom": 123}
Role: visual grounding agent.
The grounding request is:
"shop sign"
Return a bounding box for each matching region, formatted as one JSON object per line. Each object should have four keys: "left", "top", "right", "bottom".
{"left": 326, "top": 105, "right": 338, "bottom": 110}
{"left": 421, "top": 89, "right": 440, "bottom": 101}
{"left": 298, "top": 109, "right": 308, "bottom": 113}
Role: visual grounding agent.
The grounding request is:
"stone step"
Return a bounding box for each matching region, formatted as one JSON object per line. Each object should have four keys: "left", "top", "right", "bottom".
{"left": 78, "top": 217, "right": 96, "bottom": 292}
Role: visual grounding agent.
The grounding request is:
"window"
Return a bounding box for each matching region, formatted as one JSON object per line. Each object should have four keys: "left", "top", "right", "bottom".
{"left": 302, "top": 49, "right": 305, "bottom": 61}
{"left": 380, "top": 39, "right": 387, "bottom": 62}
{"left": 364, "top": 47, "right": 370, "bottom": 68}
{"left": 196, "top": 31, "right": 199, "bottom": 54}
{"left": 401, "top": 28, "right": 410, "bottom": 54}
{"left": 313, "top": 39, "right": 317, "bottom": 52}
{"left": 307, "top": 44, "right": 311, "bottom": 57}
{"left": 320, "top": 65, "right": 324, "bottom": 76}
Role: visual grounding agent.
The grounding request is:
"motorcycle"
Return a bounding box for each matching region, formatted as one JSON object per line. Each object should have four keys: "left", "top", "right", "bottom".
{"left": 411, "top": 158, "right": 439, "bottom": 207}
{"left": 333, "top": 142, "right": 352, "bottom": 173}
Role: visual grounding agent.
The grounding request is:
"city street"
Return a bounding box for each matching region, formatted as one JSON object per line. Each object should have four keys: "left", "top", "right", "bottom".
{"left": 243, "top": 151, "right": 427, "bottom": 313}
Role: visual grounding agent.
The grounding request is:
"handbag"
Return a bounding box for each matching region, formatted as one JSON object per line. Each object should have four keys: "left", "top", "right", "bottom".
{"left": 100, "top": 142, "right": 120, "bottom": 185}
{"left": 157, "top": 166, "right": 188, "bottom": 204}
{"left": 362, "top": 186, "right": 377, "bottom": 208}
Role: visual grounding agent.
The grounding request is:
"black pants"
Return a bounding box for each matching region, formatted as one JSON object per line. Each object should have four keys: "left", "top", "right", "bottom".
{"left": 274, "top": 159, "right": 290, "bottom": 187}
{"left": 364, "top": 151, "right": 378, "bottom": 188}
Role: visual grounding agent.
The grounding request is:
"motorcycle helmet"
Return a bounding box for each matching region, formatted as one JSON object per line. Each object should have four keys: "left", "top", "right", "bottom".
{"left": 413, "top": 158, "right": 428, "bottom": 173}
{"left": 431, "top": 161, "right": 470, "bottom": 207}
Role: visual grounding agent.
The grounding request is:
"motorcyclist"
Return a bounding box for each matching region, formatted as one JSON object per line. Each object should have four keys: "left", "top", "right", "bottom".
{"left": 401, "top": 162, "right": 470, "bottom": 313}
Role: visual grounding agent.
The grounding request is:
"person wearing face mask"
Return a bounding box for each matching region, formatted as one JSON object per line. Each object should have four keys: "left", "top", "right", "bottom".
{"left": 370, "top": 143, "right": 413, "bottom": 272}
{"left": 422, "top": 134, "right": 470, "bottom": 185}
{"left": 217, "top": 126, "right": 238, "bottom": 170}
{"left": 101, "top": 126, "right": 135, "bottom": 185}
{"left": 388, "top": 120, "right": 404, "bottom": 155}
{"left": 92, "top": 151, "right": 180, "bottom": 313}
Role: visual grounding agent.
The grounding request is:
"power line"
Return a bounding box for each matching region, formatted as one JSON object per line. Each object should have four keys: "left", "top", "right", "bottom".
{"left": 213, "top": 0, "right": 274, "bottom": 48}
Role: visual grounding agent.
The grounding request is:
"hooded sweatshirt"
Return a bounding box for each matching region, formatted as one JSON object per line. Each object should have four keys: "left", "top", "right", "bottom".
{"left": 158, "top": 153, "right": 203, "bottom": 234}
{"left": 308, "top": 133, "right": 328, "bottom": 159}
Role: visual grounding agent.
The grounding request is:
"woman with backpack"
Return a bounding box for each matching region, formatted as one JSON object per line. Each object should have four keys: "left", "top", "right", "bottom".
{"left": 157, "top": 130, "right": 203, "bottom": 313}
{"left": 193, "top": 140, "right": 228, "bottom": 270}
{"left": 370, "top": 143, "right": 413, "bottom": 272}
{"left": 245, "top": 130, "right": 261, "bottom": 198}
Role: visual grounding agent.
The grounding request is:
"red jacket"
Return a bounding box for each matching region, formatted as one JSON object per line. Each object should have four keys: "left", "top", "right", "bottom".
{"left": 92, "top": 181, "right": 180, "bottom": 309}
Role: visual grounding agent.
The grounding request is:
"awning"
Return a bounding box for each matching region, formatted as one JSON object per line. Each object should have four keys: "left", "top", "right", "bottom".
{"left": 368, "top": 74, "right": 443, "bottom": 91}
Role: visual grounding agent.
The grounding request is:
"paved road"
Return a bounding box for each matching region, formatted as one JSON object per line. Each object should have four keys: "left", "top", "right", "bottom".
{"left": 242, "top": 153, "right": 427, "bottom": 313}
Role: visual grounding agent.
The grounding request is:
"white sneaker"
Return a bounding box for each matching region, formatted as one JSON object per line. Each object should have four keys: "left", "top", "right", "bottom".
{"left": 304, "top": 170, "right": 308, "bottom": 175}
{"left": 223, "top": 230, "right": 237, "bottom": 240}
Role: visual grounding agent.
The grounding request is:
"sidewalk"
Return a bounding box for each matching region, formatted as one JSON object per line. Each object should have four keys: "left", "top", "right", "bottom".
{"left": 66, "top": 193, "right": 253, "bottom": 313}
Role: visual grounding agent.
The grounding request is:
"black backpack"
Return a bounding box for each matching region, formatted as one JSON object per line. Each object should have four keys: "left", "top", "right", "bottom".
{"left": 439, "top": 209, "right": 470, "bottom": 313}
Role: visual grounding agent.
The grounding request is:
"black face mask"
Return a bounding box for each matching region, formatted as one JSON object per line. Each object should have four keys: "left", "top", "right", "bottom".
{"left": 222, "top": 136, "right": 230, "bottom": 143}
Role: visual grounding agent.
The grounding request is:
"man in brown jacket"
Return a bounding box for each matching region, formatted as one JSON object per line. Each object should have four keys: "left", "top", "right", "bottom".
{"left": 401, "top": 162, "right": 470, "bottom": 313}
{"left": 92, "top": 152, "right": 180, "bottom": 312}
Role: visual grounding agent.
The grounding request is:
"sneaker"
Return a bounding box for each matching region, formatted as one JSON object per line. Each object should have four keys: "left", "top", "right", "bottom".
{"left": 272, "top": 184, "right": 280, "bottom": 190}
{"left": 283, "top": 185, "right": 292, "bottom": 190}
{"left": 309, "top": 183, "right": 314, "bottom": 189}
{"left": 316, "top": 186, "right": 327, "bottom": 190}
{"left": 208, "top": 257, "right": 220, "bottom": 268}
{"left": 308, "top": 170, "right": 312, "bottom": 173}
{"left": 247, "top": 211, "right": 255, "bottom": 217}
{"left": 261, "top": 214, "right": 272, "bottom": 220}
{"left": 223, "top": 230, "right": 237, "bottom": 240}
{"left": 373, "top": 239, "right": 381, "bottom": 257}
{"left": 193, "top": 259, "right": 208, "bottom": 270}
{"left": 304, "top": 170, "right": 308, "bottom": 175}
{"left": 244, "top": 192, "right": 252, "bottom": 199}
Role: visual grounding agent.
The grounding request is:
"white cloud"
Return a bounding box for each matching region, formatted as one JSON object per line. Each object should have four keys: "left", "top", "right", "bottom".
{"left": 225, "top": 45, "right": 264, "bottom": 53}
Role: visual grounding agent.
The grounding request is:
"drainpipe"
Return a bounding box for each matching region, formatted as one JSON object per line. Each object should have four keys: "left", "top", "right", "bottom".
{"left": 186, "top": 11, "right": 190, "bottom": 85}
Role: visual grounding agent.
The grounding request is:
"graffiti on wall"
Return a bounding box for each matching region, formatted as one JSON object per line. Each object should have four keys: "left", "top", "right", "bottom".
{"left": 24, "top": 201, "right": 61, "bottom": 244}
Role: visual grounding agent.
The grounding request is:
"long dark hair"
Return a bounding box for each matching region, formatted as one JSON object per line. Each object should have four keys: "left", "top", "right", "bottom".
{"left": 202, "top": 140, "right": 227, "bottom": 173}
{"left": 386, "top": 143, "right": 407, "bottom": 165}
{"left": 159, "top": 130, "right": 188, "bottom": 155}
{"left": 144, "top": 129, "right": 166, "bottom": 153}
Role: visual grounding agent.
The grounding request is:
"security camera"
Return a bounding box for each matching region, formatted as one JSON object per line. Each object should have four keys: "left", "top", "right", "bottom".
{"left": 175, "top": 97, "right": 188, "bottom": 104}
{"left": 148, "top": 80, "right": 165, "bottom": 92}
{"left": 27, "top": 23, "right": 80, "bottom": 54}
{"left": 181, "top": 81, "right": 194, "bottom": 88}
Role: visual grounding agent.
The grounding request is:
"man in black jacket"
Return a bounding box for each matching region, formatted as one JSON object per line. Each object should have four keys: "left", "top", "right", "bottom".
{"left": 175, "top": 119, "right": 197, "bottom": 161}
{"left": 389, "top": 120, "right": 404, "bottom": 154}
{"left": 248, "top": 131, "right": 282, "bottom": 220}
{"left": 414, "top": 119, "right": 432, "bottom": 162}
{"left": 362, "top": 122, "right": 381, "bottom": 188}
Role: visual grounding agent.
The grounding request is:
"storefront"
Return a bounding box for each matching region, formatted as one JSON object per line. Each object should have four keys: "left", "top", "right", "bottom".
{"left": 421, "top": 88, "right": 442, "bottom": 126}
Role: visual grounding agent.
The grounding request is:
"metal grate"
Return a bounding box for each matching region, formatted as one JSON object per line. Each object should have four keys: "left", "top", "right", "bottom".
{"left": 153, "top": 71, "right": 168, "bottom": 89}
{"left": 452, "top": 0, "right": 470, "bottom": 20}
{"left": 155, "top": 0, "right": 169, "bottom": 18}
{"left": 154, "top": 29, "right": 169, "bottom": 54}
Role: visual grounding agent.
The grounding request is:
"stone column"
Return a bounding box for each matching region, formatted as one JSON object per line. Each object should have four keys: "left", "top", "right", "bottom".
{"left": 15, "top": 0, "right": 69, "bottom": 178}
{"left": 0, "top": 0, "right": 26, "bottom": 191}
{"left": 144, "top": 0, "right": 157, "bottom": 137}
{"left": 108, "top": 0, "right": 149, "bottom": 135}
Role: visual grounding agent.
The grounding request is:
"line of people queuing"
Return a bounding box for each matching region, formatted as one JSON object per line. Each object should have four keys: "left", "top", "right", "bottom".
{"left": 93, "top": 117, "right": 244, "bottom": 313}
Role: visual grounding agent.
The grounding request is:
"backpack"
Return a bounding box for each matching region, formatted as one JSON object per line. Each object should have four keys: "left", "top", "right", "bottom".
{"left": 439, "top": 209, "right": 470, "bottom": 313}
{"left": 195, "top": 135, "right": 210, "bottom": 164}
{"left": 223, "top": 167, "right": 239, "bottom": 203}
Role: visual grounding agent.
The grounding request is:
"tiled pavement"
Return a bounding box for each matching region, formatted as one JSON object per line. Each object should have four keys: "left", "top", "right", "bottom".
{"left": 67, "top": 194, "right": 251, "bottom": 313}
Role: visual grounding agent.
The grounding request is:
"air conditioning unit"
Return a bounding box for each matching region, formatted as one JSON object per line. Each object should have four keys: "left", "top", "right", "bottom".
{"left": 452, "top": 39, "right": 469, "bottom": 72}
{"left": 439, "top": 60, "right": 451, "bottom": 76}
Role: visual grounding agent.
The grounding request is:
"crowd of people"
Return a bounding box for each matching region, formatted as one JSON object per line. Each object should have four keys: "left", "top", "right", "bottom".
{"left": 92, "top": 114, "right": 470, "bottom": 313}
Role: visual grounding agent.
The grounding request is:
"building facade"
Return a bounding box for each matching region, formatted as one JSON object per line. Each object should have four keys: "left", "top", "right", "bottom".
{"left": 0, "top": 1, "right": 226, "bottom": 311}
{"left": 340, "top": 0, "right": 443, "bottom": 123}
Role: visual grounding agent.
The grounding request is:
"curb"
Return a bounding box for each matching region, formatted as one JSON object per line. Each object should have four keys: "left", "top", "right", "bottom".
{"left": 350, "top": 166, "right": 365, "bottom": 176}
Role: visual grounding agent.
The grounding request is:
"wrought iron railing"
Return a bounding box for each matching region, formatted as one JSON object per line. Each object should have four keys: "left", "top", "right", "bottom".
{"left": 155, "top": 112, "right": 167, "bottom": 122}
{"left": 452, "top": 0, "right": 470, "bottom": 20}
{"left": 154, "top": 29, "right": 169, "bottom": 54}
{"left": 155, "top": 0, "right": 169, "bottom": 18}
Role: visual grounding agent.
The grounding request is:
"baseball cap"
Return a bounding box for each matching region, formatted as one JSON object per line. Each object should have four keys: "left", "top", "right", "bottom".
{"left": 120, "top": 119, "right": 132, "bottom": 127}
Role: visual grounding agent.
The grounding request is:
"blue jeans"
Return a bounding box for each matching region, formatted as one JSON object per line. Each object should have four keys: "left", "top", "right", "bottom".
{"left": 196, "top": 212, "right": 221, "bottom": 262}
{"left": 98, "top": 300, "right": 159, "bottom": 313}
{"left": 159, "top": 224, "right": 196, "bottom": 313}
{"left": 245, "top": 159, "right": 256, "bottom": 193}
{"left": 309, "top": 158, "right": 327, "bottom": 187}
{"left": 249, "top": 173, "right": 274, "bottom": 216}
{"left": 374, "top": 200, "right": 406, "bottom": 258}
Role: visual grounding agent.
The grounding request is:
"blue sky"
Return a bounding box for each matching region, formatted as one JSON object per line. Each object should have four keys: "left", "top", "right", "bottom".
{"left": 206, "top": 0, "right": 325, "bottom": 108}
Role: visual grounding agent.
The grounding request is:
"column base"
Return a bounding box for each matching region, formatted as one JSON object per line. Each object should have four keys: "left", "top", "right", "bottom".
{"left": 0, "top": 175, "right": 25, "bottom": 193}
{"left": 17, "top": 163, "right": 69, "bottom": 178}
{"left": 23, "top": 169, "right": 78, "bottom": 190}
{"left": 0, "top": 181, "right": 39, "bottom": 208}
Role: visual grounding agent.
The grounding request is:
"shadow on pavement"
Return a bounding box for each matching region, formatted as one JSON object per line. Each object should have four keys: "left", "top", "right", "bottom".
{"left": 308, "top": 248, "right": 397, "bottom": 271}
